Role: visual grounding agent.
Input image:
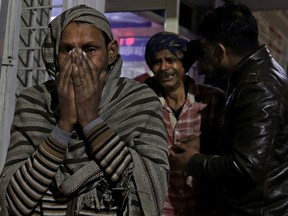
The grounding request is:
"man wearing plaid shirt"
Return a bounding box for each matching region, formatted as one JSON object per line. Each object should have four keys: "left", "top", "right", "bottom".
{"left": 144, "top": 32, "right": 226, "bottom": 216}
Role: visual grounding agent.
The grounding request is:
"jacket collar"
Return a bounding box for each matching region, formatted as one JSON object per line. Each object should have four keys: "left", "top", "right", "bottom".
{"left": 227, "top": 45, "right": 271, "bottom": 94}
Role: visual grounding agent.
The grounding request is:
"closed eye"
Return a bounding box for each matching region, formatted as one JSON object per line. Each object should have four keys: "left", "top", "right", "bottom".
{"left": 153, "top": 57, "right": 178, "bottom": 65}
{"left": 166, "top": 57, "right": 178, "bottom": 64}
{"left": 59, "top": 45, "right": 73, "bottom": 53}
{"left": 83, "top": 47, "right": 98, "bottom": 54}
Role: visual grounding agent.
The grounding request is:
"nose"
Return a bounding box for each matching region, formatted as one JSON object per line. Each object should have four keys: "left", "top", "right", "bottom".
{"left": 160, "top": 60, "right": 169, "bottom": 71}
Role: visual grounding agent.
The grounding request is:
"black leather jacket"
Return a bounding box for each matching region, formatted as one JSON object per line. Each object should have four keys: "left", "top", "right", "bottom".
{"left": 188, "top": 45, "right": 288, "bottom": 216}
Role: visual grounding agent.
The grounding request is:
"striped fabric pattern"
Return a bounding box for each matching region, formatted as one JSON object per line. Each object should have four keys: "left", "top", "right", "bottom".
{"left": 0, "top": 4, "right": 169, "bottom": 216}
{"left": 0, "top": 58, "right": 169, "bottom": 215}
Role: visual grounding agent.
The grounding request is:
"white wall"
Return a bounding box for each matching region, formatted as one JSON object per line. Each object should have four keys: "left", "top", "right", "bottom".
{"left": 0, "top": 0, "right": 21, "bottom": 172}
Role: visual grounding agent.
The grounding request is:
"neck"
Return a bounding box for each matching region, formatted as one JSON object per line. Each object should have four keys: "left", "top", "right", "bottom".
{"left": 164, "top": 85, "right": 186, "bottom": 111}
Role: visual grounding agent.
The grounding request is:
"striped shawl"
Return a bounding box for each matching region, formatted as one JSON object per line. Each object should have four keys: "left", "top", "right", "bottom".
{"left": 0, "top": 57, "right": 169, "bottom": 215}
{"left": 0, "top": 5, "right": 169, "bottom": 215}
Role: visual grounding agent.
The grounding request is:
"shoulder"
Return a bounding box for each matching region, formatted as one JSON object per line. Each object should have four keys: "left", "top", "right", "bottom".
{"left": 16, "top": 80, "right": 56, "bottom": 108}
{"left": 144, "top": 77, "right": 163, "bottom": 95}
{"left": 196, "top": 83, "right": 226, "bottom": 101}
{"left": 19, "top": 80, "right": 56, "bottom": 96}
{"left": 193, "top": 83, "right": 226, "bottom": 111}
{"left": 104, "top": 77, "right": 160, "bottom": 104}
{"left": 108, "top": 77, "right": 155, "bottom": 94}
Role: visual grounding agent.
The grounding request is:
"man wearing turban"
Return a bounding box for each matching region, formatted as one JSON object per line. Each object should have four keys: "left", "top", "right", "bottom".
{"left": 145, "top": 32, "right": 225, "bottom": 216}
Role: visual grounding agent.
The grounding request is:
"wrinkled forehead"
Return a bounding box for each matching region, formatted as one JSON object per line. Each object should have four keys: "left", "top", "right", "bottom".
{"left": 154, "top": 49, "right": 181, "bottom": 59}
{"left": 60, "top": 21, "right": 103, "bottom": 38}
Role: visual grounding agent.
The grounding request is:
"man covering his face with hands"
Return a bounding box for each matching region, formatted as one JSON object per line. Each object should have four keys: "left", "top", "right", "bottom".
{"left": 0, "top": 5, "right": 169, "bottom": 216}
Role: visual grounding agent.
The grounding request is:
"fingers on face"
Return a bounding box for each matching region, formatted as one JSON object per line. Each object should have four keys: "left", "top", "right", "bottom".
{"left": 83, "top": 51, "right": 99, "bottom": 83}
{"left": 57, "top": 51, "right": 73, "bottom": 87}
{"left": 72, "top": 50, "right": 93, "bottom": 91}
{"left": 69, "top": 49, "right": 84, "bottom": 88}
{"left": 77, "top": 51, "right": 86, "bottom": 80}
{"left": 57, "top": 48, "right": 104, "bottom": 91}
{"left": 72, "top": 64, "right": 82, "bottom": 88}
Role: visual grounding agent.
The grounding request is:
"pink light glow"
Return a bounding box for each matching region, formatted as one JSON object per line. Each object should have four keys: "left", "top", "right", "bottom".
{"left": 126, "top": 38, "right": 135, "bottom": 46}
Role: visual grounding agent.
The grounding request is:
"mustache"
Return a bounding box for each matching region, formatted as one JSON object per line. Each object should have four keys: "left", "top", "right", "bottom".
{"left": 157, "top": 71, "right": 176, "bottom": 79}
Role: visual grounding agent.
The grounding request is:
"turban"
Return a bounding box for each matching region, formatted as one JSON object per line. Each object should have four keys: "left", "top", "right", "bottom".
{"left": 41, "top": 5, "right": 113, "bottom": 78}
{"left": 145, "top": 31, "right": 194, "bottom": 72}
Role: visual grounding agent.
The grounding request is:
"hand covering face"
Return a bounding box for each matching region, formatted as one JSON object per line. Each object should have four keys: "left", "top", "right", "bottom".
{"left": 42, "top": 4, "right": 114, "bottom": 79}
{"left": 0, "top": 5, "right": 169, "bottom": 216}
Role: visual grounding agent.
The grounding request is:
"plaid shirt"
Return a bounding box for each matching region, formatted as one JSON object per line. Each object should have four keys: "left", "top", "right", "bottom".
{"left": 146, "top": 76, "right": 226, "bottom": 216}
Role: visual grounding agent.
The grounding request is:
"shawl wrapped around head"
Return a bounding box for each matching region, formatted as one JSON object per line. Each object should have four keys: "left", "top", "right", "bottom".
{"left": 0, "top": 4, "right": 169, "bottom": 216}
{"left": 144, "top": 31, "right": 193, "bottom": 72}
{"left": 42, "top": 4, "right": 114, "bottom": 79}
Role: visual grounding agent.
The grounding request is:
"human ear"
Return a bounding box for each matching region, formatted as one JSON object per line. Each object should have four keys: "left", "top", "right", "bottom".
{"left": 213, "top": 43, "right": 226, "bottom": 63}
{"left": 107, "top": 39, "right": 119, "bottom": 64}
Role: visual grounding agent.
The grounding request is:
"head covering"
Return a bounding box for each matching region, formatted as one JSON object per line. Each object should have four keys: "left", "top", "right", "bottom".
{"left": 41, "top": 4, "right": 114, "bottom": 78}
{"left": 145, "top": 31, "right": 194, "bottom": 72}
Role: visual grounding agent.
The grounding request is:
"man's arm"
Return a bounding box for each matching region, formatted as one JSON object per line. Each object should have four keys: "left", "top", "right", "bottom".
{"left": 187, "top": 83, "right": 279, "bottom": 185}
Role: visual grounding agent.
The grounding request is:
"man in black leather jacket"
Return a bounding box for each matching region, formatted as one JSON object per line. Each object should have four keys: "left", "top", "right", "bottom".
{"left": 176, "top": 2, "right": 288, "bottom": 216}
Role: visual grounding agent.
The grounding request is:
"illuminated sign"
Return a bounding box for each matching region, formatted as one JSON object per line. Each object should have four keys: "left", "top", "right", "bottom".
{"left": 118, "top": 37, "right": 149, "bottom": 61}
